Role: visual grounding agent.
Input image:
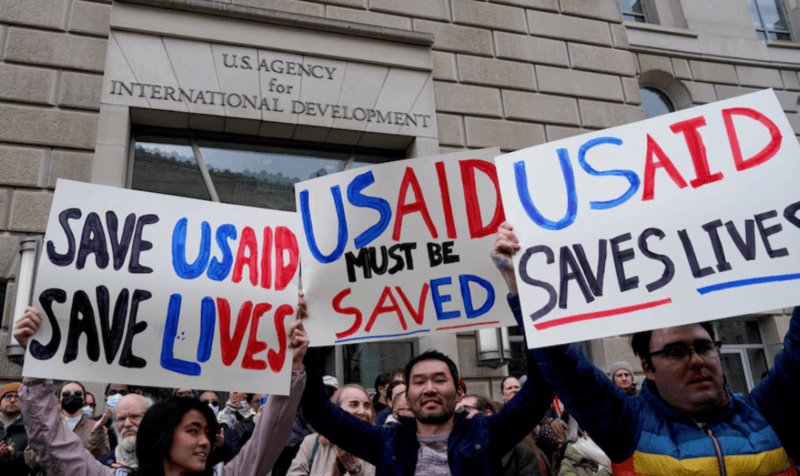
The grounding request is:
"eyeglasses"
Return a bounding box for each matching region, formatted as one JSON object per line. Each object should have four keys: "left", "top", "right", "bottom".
{"left": 1, "top": 392, "right": 19, "bottom": 401}
{"left": 62, "top": 390, "right": 84, "bottom": 399}
{"left": 649, "top": 340, "right": 722, "bottom": 362}
{"left": 176, "top": 391, "right": 194, "bottom": 397}
{"left": 116, "top": 412, "right": 144, "bottom": 424}
{"left": 202, "top": 400, "right": 220, "bottom": 406}
{"left": 107, "top": 389, "right": 129, "bottom": 396}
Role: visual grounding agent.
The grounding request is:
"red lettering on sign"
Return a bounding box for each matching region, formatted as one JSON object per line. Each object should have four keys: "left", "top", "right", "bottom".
{"left": 642, "top": 134, "right": 688, "bottom": 201}
{"left": 393, "top": 167, "right": 438, "bottom": 241}
{"left": 670, "top": 116, "right": 724, "bottom": 188}
{"left": 723, "top": 107, "right": 783, "bottom": 172}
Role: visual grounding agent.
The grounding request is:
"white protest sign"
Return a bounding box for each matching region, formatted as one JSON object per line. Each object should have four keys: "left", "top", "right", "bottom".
{"left": 296, "top": 148, "right": 515, "bottom": 346}
{"left": 23, "top": 180, "right": 300, "bottom": 394}
{"left": 496, "top": 90, "right": 800, "bottom": 348}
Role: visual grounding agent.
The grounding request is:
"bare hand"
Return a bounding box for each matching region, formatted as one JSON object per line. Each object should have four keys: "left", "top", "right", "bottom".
{"left": 335, "top": 446, "right": 361, "bottom": 474}
{"left": 93, "top": 408, "right": 111, "bottom": 432}
{"left": 215, "top": 427, "right": 225, "bottom": 448}
{"left": 289, "top": 291, "right": 310, "bottom": 371}
{"left": 490, "top": 222, "right": 520, "bottom": 294}
{"left": 13, "top": 307, "right": 42, "bottom": 351}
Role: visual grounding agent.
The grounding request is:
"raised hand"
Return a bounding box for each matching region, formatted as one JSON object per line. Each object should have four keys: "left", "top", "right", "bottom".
{"left": 490, "top": 222, "right": 520, "bottom": 294}
{"left": 13, "top": 307, "right": 42, "bottom": 350}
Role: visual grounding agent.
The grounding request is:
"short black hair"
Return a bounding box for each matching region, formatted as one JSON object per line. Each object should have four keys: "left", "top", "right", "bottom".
{"left": 104, "top": 383, "right": 129, "bottom": 396}
{"left": 386, "top": 380, "right": 406, "bottom": 401}
{"left": 403, "top": 350, "right": 459, "bottom": 389}
{"left": 374, "top": 372, "right": 391, "bottom": 391}
{"left": 631, "top": 321, "right": 716, "bottom": 360}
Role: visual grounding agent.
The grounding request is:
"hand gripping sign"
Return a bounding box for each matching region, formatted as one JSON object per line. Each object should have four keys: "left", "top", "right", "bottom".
{"left": 295, "top": 148, "right": 516, "bottom": 346}
{"left": 22, "top": 180, "right": 300, "bottom": 395}
{"left": 496, "top": 90, "right": 800, "bottom": 349}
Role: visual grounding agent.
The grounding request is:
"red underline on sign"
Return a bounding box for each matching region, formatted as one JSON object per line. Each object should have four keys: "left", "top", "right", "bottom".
{"left": 533, "top": 298, "right": 673, "bottom": 331}
{"left": 437, "top": 321, "right": 500, "bottom": 331}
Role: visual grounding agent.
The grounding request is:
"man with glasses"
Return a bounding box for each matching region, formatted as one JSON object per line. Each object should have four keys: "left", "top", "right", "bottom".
{"left": 1, "top": 382, "right": 28, "bottom": 475}
{"left": 493, "top": 222, "right": 800, "bottom": 476}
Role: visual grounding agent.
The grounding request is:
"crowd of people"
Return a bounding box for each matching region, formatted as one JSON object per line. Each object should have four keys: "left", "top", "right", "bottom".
{"left": 1, "top": 222, "right": 798, "bottom": 476}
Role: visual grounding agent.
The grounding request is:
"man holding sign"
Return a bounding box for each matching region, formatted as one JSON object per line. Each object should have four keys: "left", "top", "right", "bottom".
{"left": 494, "top": 218, "right": 799, "bottom": 476}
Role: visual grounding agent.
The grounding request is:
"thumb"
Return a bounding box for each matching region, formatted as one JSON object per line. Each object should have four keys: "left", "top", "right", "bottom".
{"left": 220, "top": 427, "right": 225, "bottom": 436}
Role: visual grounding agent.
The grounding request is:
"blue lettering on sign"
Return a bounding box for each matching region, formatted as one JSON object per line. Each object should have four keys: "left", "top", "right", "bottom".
{"left": 207, "top": 224, "right": 237, "bottom": 281}
{"left": 161, "top": 294, "right": 201, "bottom": 376}
{"left": 459, "top": 274, "right": 495, "bottom": 319}
{"left": 577, "top": 137, "right": 640, "bottom": 210}
{"left": 430, "top": 277, "right": 460, "bottom": 320}
{"left": 514, "top": 149, "right": 578, "bottom": 231}
{"left": 347, "top": 171, "right": 392, "bottom": 249}
{"left": 300, "top": 187, "right": 348, "bottom": 263}
{"left": 172, "top": 218, "right": 211, "bottom": 279}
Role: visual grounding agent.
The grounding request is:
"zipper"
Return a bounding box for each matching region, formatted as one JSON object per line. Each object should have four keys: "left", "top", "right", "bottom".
{"left": 695, "top": 421, "right": 727, "bottom": 476}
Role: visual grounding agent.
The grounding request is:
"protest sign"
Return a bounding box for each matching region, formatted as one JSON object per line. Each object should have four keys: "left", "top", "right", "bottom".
{"left": 23, "top": 180, "right": 300, "bottom": 394}
{"left": 496, "top": 89, "right": 800, "bottom": 348}
{"left": 296, "top": 148, "right": 515, "bottom": 346}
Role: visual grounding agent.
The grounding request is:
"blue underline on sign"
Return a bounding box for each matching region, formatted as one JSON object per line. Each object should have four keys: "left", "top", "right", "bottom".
{"left": 336, "top": 329, "right": 431, "bottom": 343}
{"left": 697, "top": 272, "right": 800, "bottom": 295}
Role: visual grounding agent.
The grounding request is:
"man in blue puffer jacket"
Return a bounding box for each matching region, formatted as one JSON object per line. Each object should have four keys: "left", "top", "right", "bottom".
{"left": 493, "top": 222, "right": 798, "bottom": 476}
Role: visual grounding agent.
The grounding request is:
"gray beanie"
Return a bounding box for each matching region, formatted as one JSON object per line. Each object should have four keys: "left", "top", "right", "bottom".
{"left": 608, "top": 361, "right": 634, "bottom": 377}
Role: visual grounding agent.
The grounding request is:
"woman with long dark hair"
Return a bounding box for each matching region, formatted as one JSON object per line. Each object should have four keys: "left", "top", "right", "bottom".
{"left": 15, "top": 301, "right": 310, "bottom": 476}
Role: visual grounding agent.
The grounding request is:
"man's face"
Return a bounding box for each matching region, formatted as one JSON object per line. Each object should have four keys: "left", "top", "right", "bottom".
{"left": 338, "top": 387, "right": 374, "bottom": 424}
{"left": 407, "top": 359, "right": 458, "bottom": 425}
{"left": 389, "top": 383, "right": 406, "bottom": 407}
{"left": 175, "top": 389, "right": 194, "bottom": 398}
{"left": 455, "top": 396, "right": 480, "bottom": 419}
{"left": 228, "top": 392, "right": 246, "bottom": 404}
{"left": 1, "top": 391, "right": 20, "bottom": 416}
{"left": 613, "top": 370, "right": 633, "bottom": 391}
{"left": 250, "top": 393, "right": 267, "bottom": 412}
{"left": 106, "top": 384, "right": 129, "bottom": 397}
{"left": 644, "top": 324, "right": 725, "bottom": 414}
{"left": 501, "top": 377, "right": 520, "bottom": 403}
{"left": 114, "top": 394, "right": 148, "bottom": 440}
{"left": 392, "top": 391, "right": 413, "bottom": 420}
{"left": 199, "top": 392, "right": 219, "bottom": 407}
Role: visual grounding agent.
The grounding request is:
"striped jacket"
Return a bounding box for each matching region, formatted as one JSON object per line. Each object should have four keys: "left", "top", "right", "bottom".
{"left": 510, "top": 296, "right": 800, "bottom": 475}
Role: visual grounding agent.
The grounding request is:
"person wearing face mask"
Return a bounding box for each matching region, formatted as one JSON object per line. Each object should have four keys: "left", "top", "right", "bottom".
{"left": 288, "top": 385, "right": 376, "bottom": 476}
{"left": 101, "top": 384, "right": 129, "bottom": 453}
{"left": 24, "top": 382, "right": 111, "bottom": 475}
{"left": 83, "top": 393, "right": 97, "bottom": 420}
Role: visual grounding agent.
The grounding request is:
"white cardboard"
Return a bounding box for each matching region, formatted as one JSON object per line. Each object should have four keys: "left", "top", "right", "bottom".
{"left": 23, "top": 180, "right": 300, "bottom": 395}
{"left": 496, "top": 90, "right": 800, "bottom": 348}
{"left": 296, "top": 148, "right": 516, "bottom": 346}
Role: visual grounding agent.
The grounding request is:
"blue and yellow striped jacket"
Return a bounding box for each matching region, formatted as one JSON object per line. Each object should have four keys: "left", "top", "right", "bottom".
{"left": 515, "top": 297, "right": 800, "bottom": 476}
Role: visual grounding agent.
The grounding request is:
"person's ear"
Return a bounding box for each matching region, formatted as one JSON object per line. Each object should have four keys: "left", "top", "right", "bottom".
{"left": 484, "top": 409, "right": 493, "bottom": 417}
{"left": 641, "top": 358, "right": 655, "bottom": 381}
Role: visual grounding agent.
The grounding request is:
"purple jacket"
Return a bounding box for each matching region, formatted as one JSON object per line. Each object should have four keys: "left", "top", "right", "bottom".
{"left": 20, "top": 371, "right": 305, "bottom": 476}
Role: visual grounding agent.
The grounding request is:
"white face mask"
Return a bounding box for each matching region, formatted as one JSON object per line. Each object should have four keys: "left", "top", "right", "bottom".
{"left": 106, "top": 393, "right": 123, "bottom": 411}
{"left": 81, "top": 405, "right": 94, "bottom": 418}
{"left": 209, "top": 403, "right": 219, "bottom": 416}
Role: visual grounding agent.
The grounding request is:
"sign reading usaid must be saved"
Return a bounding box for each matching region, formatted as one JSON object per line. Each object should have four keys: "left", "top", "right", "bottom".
{"left": 102, "top": 31, "right": 436, "bottom": 137}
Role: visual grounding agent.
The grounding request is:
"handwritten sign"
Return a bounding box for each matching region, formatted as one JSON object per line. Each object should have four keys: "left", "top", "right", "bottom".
{"left": 22, "top": 181, "right": 300, "bottom": 394}
{"left": 496, "top": 90, "right": 800, "bottom": 348}
{"left": 296, "top": 148, "right": 516, "bottom": 345}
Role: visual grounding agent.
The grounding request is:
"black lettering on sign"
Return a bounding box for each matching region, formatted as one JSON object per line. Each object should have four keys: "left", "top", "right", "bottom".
{"left": 47, "top": 208, "right": 81, "bottom": 266}
{"left": 77, "top": 212, "right": 109, "bottom": 270}
{"left": 610, "top": 233, "right": 639, "bottom": 292}
{"left": 29, "top": 288, "right": 66, "bottom": 360}
{"left": 559, "top": 246, "right": 594, "bottom": 309}
{"left": 638, "top": 228, "right": 674, "bottom": 292}
{"left": 519, "top": 245, "right": 557, "bottom": 321}
{"left": 119, "top": 289, "right": 150, "bottom": 369}
{"left": 725, "top": 219, "right": 757, "bottom": 261}
{"left": 107, "top": 211, "right": 136, "bottom": 271}
{"left": 96, "top": 286, "right": 129, "bottom": 365}
{"left": 755, "top": 210, "right": 788, "bottom": 258}
{"left": 63, "top": 290, "right": 100, "bottom": 364}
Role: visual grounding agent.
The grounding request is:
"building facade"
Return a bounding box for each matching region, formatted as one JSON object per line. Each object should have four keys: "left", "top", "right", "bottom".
{"left": 0, "top": 0, "right": 796, "bottom": 401}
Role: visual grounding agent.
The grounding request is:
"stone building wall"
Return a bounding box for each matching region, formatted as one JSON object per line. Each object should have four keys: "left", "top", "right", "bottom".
{"left": 0, "top": 0, "right": 110, "bottom": 382}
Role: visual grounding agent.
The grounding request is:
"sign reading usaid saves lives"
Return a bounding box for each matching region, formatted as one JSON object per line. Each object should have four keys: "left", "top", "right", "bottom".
{"left": 497, "top": 90, "right": 800, "bottom": 348}
{"left": 23, "top": 181, "right": 300, "bottom": 394}
{"left": 296, "top": 148, "right": 514, "bottom": 346}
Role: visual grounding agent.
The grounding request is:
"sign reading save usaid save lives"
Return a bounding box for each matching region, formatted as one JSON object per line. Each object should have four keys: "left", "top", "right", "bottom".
{"left": 23, "top": 181, "right": 300, "bottom": 395}
{"left": 497, "top": 90, "right": 800, "bottom": 348}
{"left": 295, "top": 148, "right": 513, "bottom": 346}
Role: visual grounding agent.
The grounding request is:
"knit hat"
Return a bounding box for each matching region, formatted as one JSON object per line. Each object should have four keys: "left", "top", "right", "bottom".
{"left": 608, "top": 361, "right": 634, "bottom": 377}
{"left": 0, "top": 381, "right": 22, "bottom": 400}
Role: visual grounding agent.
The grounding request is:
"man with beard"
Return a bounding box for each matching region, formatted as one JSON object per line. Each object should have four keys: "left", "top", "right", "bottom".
{"left": 95, "top": 393, "right": 151, "bottom": 470}
{"left": 300, "top": 295, "right": 555, "bottom": 475}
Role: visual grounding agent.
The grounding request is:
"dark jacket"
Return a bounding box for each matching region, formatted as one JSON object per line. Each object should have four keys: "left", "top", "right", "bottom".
{"left": 301, "top": 346, "right": 553, "bottom": 476}
{"left": 1, "top": 414, "right": 30, "bottom": 476}
{"left": 502, "top": 442, "right": 543, "bottom": 476}
{"left": 517, "top": 295, "right": 800, "bottom": 475}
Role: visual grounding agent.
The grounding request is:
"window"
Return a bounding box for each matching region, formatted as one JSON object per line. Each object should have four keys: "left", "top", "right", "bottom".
{"left": 640, "top": 86, "right": 675, "bottom": 118}
{"left": 747, "top": 0, "right": 791, "bottom": 40}
{"left": 717, "top": 318, "right": 770, "bottom": 395}
{"left": 619, "top": 0, "right": 646, "bottom": 22}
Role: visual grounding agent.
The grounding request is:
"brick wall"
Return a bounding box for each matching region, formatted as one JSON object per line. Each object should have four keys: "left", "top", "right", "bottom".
{"left": 0, "top": 0, "right": 110, "bottom": 380}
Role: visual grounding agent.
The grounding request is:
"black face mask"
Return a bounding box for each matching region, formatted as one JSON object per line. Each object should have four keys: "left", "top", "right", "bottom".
{"left": 62, "top": 394, "right": 84, "bottom": 414}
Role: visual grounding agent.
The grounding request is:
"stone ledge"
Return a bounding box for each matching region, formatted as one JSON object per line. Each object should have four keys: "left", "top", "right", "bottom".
{"left": 116, "top": 0, "right": 434, "bottom": 46}
{"left": 623, "top": 20, "right": 698, "bottom": 38}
